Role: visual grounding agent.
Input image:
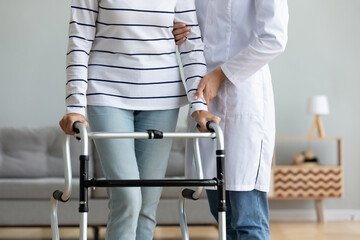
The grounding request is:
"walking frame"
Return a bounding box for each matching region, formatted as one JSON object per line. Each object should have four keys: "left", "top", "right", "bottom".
{"left": 50, "top": 121, "right": 226, "bottom": 240}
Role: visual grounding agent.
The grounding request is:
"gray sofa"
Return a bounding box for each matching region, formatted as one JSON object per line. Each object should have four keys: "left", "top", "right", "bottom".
{"left": 0, "top": 126, "right": 214, "bottom": 230}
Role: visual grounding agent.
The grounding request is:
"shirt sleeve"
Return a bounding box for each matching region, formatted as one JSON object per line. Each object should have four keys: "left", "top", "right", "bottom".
{"left": 221, "top": 0, "right": 289, "bottom": 84}
{"left": 65, "top": 0, "right": 99, "bottom": 116}
{"left": 175, "top": 0, "right": 208, "bottom": 115}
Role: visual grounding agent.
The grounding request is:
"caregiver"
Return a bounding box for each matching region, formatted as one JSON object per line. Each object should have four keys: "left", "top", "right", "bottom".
{"left": 174, "top": 0, "right": 289, "bottom": 239}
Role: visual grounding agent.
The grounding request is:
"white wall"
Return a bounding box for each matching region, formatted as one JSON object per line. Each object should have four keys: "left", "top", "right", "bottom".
{"left": 269, "top": 0, "right": 360, "bottom": 214}
{"left": 0, "top": 0, "right": 70, "bottom": 127}
{"left": 1, "top": 0, "right": 359, "bottom": 216}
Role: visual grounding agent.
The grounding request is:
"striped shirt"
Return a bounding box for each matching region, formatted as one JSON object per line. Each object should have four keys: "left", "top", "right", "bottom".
{"left": 65, "top": 0, "right": 208, "bottom": 116}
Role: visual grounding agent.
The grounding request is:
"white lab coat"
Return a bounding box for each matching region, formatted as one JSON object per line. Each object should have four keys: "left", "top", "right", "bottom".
{"left": 186, "top": 0, "right": 289, "bottom": 192}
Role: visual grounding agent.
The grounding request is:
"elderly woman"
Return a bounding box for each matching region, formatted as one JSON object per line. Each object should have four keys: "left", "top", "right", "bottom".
{"left": 59, "top": 1, "right": 219, "bottom": 239}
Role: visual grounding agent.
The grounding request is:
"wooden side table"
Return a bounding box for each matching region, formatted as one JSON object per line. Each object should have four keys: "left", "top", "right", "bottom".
{"left": 268, "top": 137, "right": 343, "bottom": 222}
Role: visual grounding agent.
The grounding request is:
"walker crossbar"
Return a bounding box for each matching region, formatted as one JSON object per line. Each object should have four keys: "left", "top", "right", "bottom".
{"left": 87, "top": 132, "right": 216, "bottom": 139}
{"left": 84, "top": 179, "right": 218, "bottom": 188}
{"left": 51, "top": 121, "right": 226, "bottom": 240}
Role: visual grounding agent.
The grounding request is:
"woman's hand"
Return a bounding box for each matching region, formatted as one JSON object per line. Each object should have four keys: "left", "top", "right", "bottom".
{"left": 59, "top": 113, "right": 88, "bottom": 135}
{"left": 192, "top": 110, "right": 221, "bottom": 132}
{"left": 195, "top": 67, "right": 226, "bottom": 108}
{"left": 173, "top": 22, "right": 190, "bottom": 45}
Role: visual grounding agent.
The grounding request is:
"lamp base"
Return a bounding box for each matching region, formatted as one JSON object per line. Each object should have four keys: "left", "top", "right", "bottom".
{"left": 308, "top": 115, "right": 326, "bottom": 138}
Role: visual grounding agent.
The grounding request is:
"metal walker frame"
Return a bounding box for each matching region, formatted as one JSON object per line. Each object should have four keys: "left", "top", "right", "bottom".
{"left": 50, "top": 121, "right": 226, "bottom": 240}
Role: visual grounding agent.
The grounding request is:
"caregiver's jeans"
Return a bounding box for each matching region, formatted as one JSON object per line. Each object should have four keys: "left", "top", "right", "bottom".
{"left": 207, "top": 190, "right": 270, "bottom": 240}
{"left": 87, "top": 106, "right": 179, "bottom": 240}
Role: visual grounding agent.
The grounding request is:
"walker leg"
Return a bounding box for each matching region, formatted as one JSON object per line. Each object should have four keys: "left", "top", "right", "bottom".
{"left": 50, "top": 197, "right": 59, "bottom": 240}
{"left": 178, "top": 196, "right": 190, "bottom": 240}
{"left": 218, "top": 212, "right": 226, "bottom": 240}
{"left": 80, "top": 213, "right": 88, "bottom": 240}
{"left": 79, "top": 154, "right": 89, "bottom": 240}
{"left": 217, "top": 184, "right": 227, "bottom": 240}
{"left": 178, "top": 137, "right": 206, "bottom": 240}
{"left": 214, "top": 126, "right": 226, "bottom": 240}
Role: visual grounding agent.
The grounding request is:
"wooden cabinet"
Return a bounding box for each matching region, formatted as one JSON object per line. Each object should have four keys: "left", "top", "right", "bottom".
{"left": 268, "top": 137, "right": 343, "bottom": 222}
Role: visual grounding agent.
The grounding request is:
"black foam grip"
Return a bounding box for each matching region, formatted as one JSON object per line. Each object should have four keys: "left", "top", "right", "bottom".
{"left": 72, "top": 121, "right": 81, "bottom": 134}
{"left": 182, "top": 189, "right": 197, "bottom": 200}
{"left": 53, "top": 190, "right": 68, "bottom": 202}
{"left": 206, "top": 121, "right": 216, "bottom": 133}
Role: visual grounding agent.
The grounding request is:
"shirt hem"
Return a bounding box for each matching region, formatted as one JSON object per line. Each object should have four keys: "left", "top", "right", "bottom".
{"left": 87, "top": 99, "right": 188, "bottom": 111}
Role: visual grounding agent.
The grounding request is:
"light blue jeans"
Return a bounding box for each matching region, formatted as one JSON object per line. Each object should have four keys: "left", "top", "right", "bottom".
{"left": 207, "top": 190, "right": 270, "bottom": 240}
{"left": 87, "top": 106, "right": 179, "bottom": 240}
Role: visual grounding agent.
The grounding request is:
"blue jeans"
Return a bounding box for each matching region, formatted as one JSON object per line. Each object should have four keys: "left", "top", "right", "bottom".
{"left": 87, "top": 106, "right": 179, "bottom": 240}
{"left": 207, "top": 190, "right": 270, "bottom": 240}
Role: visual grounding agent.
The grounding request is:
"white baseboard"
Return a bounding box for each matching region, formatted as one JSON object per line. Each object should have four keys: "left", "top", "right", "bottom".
{"left": 269, "top": 209, "right": 360, "bottom": 222}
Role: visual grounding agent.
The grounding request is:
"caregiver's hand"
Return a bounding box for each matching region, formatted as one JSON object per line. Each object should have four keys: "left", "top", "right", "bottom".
{"left": 194, "top": 67, "right": 226, "bottom": 107}
{"left": 173, "top": 22, "right": 190, "bottom": 45}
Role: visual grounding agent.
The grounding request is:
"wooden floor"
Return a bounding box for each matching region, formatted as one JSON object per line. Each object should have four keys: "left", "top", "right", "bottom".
{"left": 1, "top": 222, "right": 360, "bottom": 240}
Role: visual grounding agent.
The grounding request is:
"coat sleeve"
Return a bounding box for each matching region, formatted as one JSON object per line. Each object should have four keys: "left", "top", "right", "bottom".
{"left": 221, "top": 0, "right": 289, "bottom": 84}
{"left": 65, "top": 0, "right": 99, "bottom": 116}
{"left": 175, "top": 0, "right": 208, "bottom": 115}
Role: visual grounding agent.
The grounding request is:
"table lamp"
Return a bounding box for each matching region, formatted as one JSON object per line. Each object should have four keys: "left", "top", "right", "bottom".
{"left": 307, "top": 95, "right": 329, "bottom": 138}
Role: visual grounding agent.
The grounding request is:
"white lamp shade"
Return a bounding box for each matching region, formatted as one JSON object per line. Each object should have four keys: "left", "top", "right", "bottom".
{"left": 307, "top": 95, "right": 330, "bottom": 115}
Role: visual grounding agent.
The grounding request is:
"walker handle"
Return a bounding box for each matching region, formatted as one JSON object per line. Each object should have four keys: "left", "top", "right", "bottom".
{"left": 206, "top": 121, "right": 216, "bottom": 133}
{"left": 196, "top": 121, "right": 216, "bottom": 132}
{"left": 52, "top": 190, "right": 68, "bottom": 203}
{"left": 182, "top": 189, "right": 197, "bottom": 200}
{"left": 72, "top": 121, "right": 81, "bottom": 134}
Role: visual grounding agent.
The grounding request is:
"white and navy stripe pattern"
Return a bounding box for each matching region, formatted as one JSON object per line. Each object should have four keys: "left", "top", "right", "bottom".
{"left": 66, "top": 0, "right": 207, "bottom": 116}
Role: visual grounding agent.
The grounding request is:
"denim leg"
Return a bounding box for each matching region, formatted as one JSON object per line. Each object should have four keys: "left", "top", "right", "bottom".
{"left": 134, "top": 109, "right": 179, "bottom": 240}
{"left": 229, "top": 190, "right": 270, "bottom": 240}
{"left": 207, "top": 190, "right": 270, "bottom": 240}
{"left": 87, "top": 106, "right": 179, "bottom": 240}
{"left": 87, "top": 106, "right": 141, "bottom": 240}
{"left": 206, "top": 190, "right": 237, "bottom": 240}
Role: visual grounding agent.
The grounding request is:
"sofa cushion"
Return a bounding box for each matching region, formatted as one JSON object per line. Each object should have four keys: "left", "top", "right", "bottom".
{"left": 0, "top": 178, "right": 80, "bottom": 200}
{"left": 0, "top": 126, "right": 93, "bottom": 178}
{"left": 165, "top": 137, "right": 185, "bottom": 177}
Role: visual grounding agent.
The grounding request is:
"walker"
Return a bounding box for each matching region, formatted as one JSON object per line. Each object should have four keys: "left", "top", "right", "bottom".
{"left": 50, "top": 121, "right": 226, "bottom": 240}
